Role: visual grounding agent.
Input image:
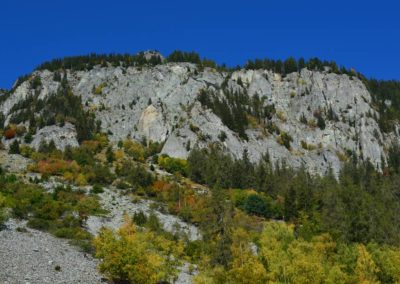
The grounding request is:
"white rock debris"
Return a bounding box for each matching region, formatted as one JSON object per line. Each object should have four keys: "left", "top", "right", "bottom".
{"left": 0, "top": 219, "right": 103, "bottom": 284}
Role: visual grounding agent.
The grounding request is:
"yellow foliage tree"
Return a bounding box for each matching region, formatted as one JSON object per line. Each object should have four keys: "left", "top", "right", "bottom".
{"left": 93, "top": 133, "right": 109, "bottom": 148}
{"left": 227, "top": 228, "right": 267, "bottom": 284}
{"left": 63, "top": 171, "right": 75, "bottom": 183}
{"left": 75, "top": 173, "right": 87, "bottom": 186}
{"left": 367, "top": 243, "right": 400, "bottom": 283}
{"left": 114, "top": 149, "right": 125, "bottom": 161}
{"left": 123, "top": 140, "right": 145, "bottom": 162}
{"left": 259, "top": 222, "right": 294, "bottom": 282}
{"left": 356, "top": 244, "right": 380, "bottom": 284}
{"left": 285, "top": 240, "right": 327, "bottom": 284}
{"left": 93, "top": 216, "right": 182, "bottom": 284}
{"left": 259, "top": 221, "right": 352, "bottom": 284}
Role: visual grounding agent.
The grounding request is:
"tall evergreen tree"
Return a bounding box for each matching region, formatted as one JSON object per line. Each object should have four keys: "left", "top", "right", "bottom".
{"left": 284, "top": 57, "right": 298, "bottom": 74}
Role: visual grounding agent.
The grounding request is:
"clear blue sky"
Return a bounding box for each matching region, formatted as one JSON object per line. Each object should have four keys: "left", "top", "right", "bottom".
{"left": 1, "top": 0, "right": 399, "bottom": 89}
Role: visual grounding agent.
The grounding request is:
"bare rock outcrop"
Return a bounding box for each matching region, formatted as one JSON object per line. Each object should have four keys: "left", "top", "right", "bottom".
{"left": 1, "top": 58, "right": 397, "bottom": 175}
{"left": 0, "top": 150, "right": 32, "bottom": 173}
{"left": 30, "top": 123, "right": 79, "bottom": 150}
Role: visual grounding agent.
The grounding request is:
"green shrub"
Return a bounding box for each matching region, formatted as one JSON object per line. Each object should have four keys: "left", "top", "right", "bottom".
{"left": 123, "top": 140, "right": 145, "bottom": 162}
{"left": 27, "top": 218, "right": 51, "bottom": 230}
{"left": 314, "top": 110, "right": 326, "bottom": 130}
{"left": 53, "top": 227, "right": 91, "bottom": 240}
{"left": 300, "top": 113, "right": 308, "bottom": 124}
{"left": 91, "top": 163, "right": 114, "bottom": 185}
{"left": 91, "top": 184, "right": 104, "bottom": 194}
{"left": 0, "top": 193, "right": 7, "bottom": 226}
{"left": 301, "top": 140, "right": 317, "bottom": 151}
{"left": 218, "top": 131, "right": 227, "bottom": 142}
{"left": 157, "top": 155, "right": 188, "bottom": 176}
{"left": 9, "top": 140, "right": 20, "bottom": 154}
{"left": 336, "top": 150, "right": 348, "bottom": 162}
{"left": 146, "top": 212, "right": 162, "bottom": 232}
{"left": 189, "top": 123, "right": 200, "bottom": 133}
{"left": 145, "top": 141, "right": 163, "bottom": 158}
{"left": 301, "top": 140, "right": 308, "bottom": 150}
{"left": 93, "top": 82, "right": 106, "bottom": 95}
{"left": 116, "top": 160, "right": 154, "bottom": 188}
{"left": 16, "top": 227, "right": 28, "bottom": 232}
{"left": 276, "top": 110, "right": 286, "bottom": 122}
{"left": 31, "top": 76, "right": 42, "bottom": 89}
{"left": 277, "top": 132, "right": 293, "bottom": 150}
{"left": 24, "top": 133, "right": 33, "bottom": 143}
{"left": 184, "top": 240, "right": 203, "bottom": 261}
{"left": 133, "top": 210, "right": 147, "bottom": 226}
{"left": 115, "top": 180, "right": 130, "bottom": 190}
{"left": 242, "top": 194, "right": 277, "bottom": 218}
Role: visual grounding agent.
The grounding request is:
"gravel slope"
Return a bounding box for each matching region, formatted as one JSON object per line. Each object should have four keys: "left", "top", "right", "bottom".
{"left": 0, "top": 219, "right": 104, "bottom": 284}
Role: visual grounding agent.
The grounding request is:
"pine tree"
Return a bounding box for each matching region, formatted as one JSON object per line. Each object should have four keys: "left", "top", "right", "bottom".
{"left": 298, "top": 57, "right": 306, "bottom": 70}
{"left": 106, "top": 146, "right": 115, "bottom": 163}
{"left": 207, "top": 182, "right": 233, "bottom": 268}
{"left": 275, "top": 60, "right": 283, "bottom": 74}
{"left": 317, "top": 114, "right": 326, "bottom": 130}
{"left": 9, "top": 140, "right": 20, "bottom": 154}
{"left": 284, "top": 57, "right": 298, "bottom": 74}
{"left": 300, "top": 113, "right": 308, "bottom": 124}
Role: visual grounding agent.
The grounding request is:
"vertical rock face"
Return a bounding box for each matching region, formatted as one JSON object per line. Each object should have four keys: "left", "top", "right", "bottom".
{"left": 138, "top": 105, "right": 168, "bottom": 142}
{"left": 1, "top": 58, "right": 398, "bottom": 175}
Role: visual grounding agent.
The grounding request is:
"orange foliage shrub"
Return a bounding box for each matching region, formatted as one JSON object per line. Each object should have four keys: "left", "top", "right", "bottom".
{"left": 82, "top": 140, "right": 101, "bottom": 152}
{"left": 169, "top": 193, "right": 198, "bottom": 216}
{"left": 36, "top": 159, "right": 80, "bottom": 175}
{"left": 184, "top": 194, "right": 196, "bottom": 207}
{"left": 37, "top": 159, "right": 66, "bottom": 174}
{"left": 4, "top": 128, "right": 16, "bottom": 139}
{"left": 152, "top": 180, "right": 173, "bottom": 193}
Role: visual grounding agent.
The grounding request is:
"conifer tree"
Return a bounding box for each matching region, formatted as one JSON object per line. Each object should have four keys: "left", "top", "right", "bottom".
{"left": 9, "top": 139, "right": 20, "bottom": 154}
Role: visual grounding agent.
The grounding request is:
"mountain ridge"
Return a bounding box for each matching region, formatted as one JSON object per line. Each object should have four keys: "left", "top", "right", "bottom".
{"left": 1, "top": 51, "right": 399, "bottom": 176}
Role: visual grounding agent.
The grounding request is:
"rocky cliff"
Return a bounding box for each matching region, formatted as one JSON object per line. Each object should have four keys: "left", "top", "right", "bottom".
{"left": 1, "top": 53, "right": 398, "bottom": 175}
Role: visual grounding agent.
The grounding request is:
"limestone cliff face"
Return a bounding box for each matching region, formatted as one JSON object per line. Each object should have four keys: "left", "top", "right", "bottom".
{"left": 1, "top": 59, "right": 398, "bottom": 175}
{"left": 138, "top": 105, "right": 168, "bottom": 142}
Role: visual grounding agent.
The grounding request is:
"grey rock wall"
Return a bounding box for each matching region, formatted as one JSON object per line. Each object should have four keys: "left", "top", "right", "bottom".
{"left": 1, "top": 61, "right": 397, "bottom": 175}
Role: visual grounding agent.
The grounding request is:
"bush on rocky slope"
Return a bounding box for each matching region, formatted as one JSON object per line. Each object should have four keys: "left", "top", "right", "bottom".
{"left": 0, "top": 171, "right": 104, "bottom": 251}
{"left": 93, "top": 216, "right": 183, "bottom": 284}
{"left": 157, "top": 154, "right": 188, "bottom": 176}
{"left": 0, "top": 192, "right": 7, "bottom": 226}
